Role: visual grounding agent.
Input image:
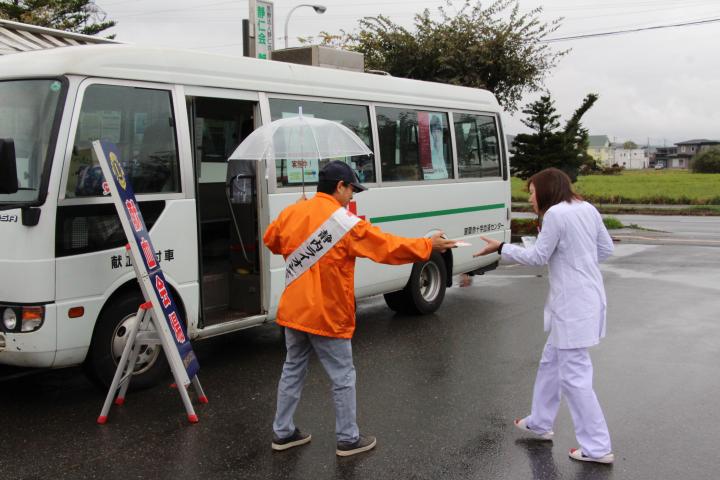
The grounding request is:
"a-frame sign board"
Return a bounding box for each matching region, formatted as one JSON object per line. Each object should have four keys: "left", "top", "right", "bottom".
{"left": 93, "top": 140, "right": 207, "bottom": 424}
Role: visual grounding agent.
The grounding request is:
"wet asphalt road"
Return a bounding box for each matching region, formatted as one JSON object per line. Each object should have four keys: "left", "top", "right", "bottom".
{"left": 2, "top": 239, "right": 720, "bottom": 479}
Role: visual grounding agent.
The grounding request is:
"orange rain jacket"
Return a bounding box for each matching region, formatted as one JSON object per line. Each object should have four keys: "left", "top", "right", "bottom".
{"left": 264, "top": 192, "right": 432, "bottom": 339}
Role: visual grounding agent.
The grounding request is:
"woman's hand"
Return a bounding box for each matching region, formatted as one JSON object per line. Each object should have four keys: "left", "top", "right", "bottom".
{"left": 473, "top": 236, "right": 502, "bottom": 257}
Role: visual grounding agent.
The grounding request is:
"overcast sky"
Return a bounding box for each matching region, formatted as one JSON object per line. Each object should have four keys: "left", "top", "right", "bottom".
{"left": 96, "top": 0, "right": 720, "bottom": 146}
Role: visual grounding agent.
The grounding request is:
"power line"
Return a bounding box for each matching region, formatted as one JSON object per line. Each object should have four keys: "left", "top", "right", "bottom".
{"left": 543, "top": 0, "right": 718, "bottom": 12}
{"left": 542, "top": 16, "right": 720, "bottom": 42}
{"left": 564, "top": 2, "right": 720, "bottom": 23}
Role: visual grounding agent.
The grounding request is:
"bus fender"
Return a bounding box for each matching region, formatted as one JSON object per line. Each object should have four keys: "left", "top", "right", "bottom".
{"left": 92, "top": 273, "right": 189, "bottom": 347}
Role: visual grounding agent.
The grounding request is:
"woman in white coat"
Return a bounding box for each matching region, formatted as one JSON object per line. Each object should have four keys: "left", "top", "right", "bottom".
{"left": 475, "top": 168, "right": 615, "bottom": 464}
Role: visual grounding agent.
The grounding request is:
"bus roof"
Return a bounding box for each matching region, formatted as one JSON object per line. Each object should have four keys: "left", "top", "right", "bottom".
{"left": 0, "top": 44, "right": 501, "bottom": 112}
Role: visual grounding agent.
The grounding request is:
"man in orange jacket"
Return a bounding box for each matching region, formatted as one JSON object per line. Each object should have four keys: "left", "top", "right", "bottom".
{"left": 265, "top": 160, "right": 455, "bottom": 456}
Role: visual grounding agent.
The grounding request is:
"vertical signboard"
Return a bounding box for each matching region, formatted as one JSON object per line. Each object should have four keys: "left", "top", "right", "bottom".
{"left": 249, "top": 0, "right": 274, "bottom": 59}
{"left": 92, "top": 140, "right": 200, "bottom": 382}
{"left": 417, "top": 111, "right": 449, "bottom": 180}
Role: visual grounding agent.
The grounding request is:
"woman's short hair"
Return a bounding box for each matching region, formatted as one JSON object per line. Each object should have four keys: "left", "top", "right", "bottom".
{"left": 528, "top": 168, "right": 582, "bottom": 214}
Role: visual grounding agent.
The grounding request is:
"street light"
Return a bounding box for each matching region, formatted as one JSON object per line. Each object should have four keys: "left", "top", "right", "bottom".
{"left": 284, "top": 4, "right": 327, "bottom": 49}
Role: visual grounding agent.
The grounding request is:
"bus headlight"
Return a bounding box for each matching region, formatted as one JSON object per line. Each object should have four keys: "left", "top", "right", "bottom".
{"left": 3, "top": 308, "right": 17, "bottom": 330}
{"left": 0, "top": 306, "right": 45, "bottom": 332}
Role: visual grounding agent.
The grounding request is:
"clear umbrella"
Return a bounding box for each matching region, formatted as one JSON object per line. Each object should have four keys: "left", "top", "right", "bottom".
{"left": 229, "top": 108, "right": 372, "bottom": 195}
{"left": 230, "top": 108, "right": 372, "bottom": 161}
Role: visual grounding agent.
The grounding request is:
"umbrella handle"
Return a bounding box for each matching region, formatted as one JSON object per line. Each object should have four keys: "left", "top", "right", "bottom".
{"left": 225, "top": 179, "right": 252, "bottom": 265}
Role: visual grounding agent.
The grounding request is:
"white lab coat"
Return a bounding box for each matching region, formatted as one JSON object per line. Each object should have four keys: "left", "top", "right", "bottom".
{"left": 502, "top": 201, "right": 614, "bottom": 349}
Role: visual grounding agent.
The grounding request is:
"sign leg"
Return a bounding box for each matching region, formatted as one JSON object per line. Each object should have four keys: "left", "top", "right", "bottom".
{"left": 116, "top": 305, "right": 154, "bottom": 404}
{"left": 97, "top": 303, "right": 148, "bottom": 424}
{"left": 192, "top": 376, "right": 208, "bottom": 404}
{"left": 173, "top": 371, "right": 198, "bottom": 423}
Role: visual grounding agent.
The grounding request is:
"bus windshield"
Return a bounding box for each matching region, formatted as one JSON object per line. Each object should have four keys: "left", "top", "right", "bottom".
{"left": 0, "top": 79, "right": 65, "bottom": 205}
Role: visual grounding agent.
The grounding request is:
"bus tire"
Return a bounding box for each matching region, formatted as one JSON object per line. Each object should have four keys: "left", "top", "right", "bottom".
{"left": 384, "top": 251, "right": 447, "bottom": 315}
{"left": 85, "top": 291, "right": 169, "bottom": 390}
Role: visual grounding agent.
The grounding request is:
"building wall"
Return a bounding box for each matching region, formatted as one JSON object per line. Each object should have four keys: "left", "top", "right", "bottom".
{"left": 612, "top": 148, "right": 648, "bottom": 169}
{"left": 670, "top": 157, "right": 688, "bottom": 169}
{"left": 588, "top": 146, "right": 612, "bottom": 166}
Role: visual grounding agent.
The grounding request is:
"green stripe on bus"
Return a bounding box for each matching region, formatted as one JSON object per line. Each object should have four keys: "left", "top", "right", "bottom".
{"left": 369, "top": 203, "right": 506, "bottom": 224}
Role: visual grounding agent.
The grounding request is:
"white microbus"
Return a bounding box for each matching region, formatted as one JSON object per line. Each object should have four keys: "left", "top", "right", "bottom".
{"left": 0, "top": 45, "right": 510, "bottom": 387}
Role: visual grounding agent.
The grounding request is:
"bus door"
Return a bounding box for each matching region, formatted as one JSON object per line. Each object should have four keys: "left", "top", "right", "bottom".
{"left": 185, "top": 89, "right": 263, "bottom": 327}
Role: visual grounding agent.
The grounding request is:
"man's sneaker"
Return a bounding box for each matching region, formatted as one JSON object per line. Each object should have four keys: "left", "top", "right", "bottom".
{"left": 513, "top": 417, "right": 554, "bottom": 440}
{"left": 569, "top": 448, "right": 614, "bottom": 464}
{"left": 336, "top": 435, "right": 377, "bottom": 457}
{"left": 271, "top": 428, "right": 312, "bottom": 451}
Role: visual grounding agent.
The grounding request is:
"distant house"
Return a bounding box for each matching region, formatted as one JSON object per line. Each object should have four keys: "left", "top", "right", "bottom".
{"left": 587, "top": 135, "right": 612, "bottom": 166}
{"left": 588, "top": 135, "right": 648, "bottom": 169}
{"left": 611, "top": 143, "right": 648, "bottom": 169}
{"left": 673, "top": 139, "right": 720, "bottom": 169}
{"left": 0, "top": 18, "right": 115, "bottom": 56}
{"left": 652, "top": 146, "right": 677, "bottom": 168}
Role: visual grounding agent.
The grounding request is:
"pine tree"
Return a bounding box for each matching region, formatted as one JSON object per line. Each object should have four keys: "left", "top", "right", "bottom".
{"left": 0, "top": 1, "right": 115, "bottom": 37}
{"left": 511, "top": 93, "right": 598, "bottom": 181}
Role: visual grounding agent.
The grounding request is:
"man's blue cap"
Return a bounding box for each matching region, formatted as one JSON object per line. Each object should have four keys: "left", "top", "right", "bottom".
{"left": 319, "top": 160, "right": 367, "bottom": 193}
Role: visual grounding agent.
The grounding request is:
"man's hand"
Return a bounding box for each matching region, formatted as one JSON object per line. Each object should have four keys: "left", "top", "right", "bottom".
{"left": 430, "top": 232, "right": 456, "bottom": 252}
{"left": 473, "top": 236, "right": 502, "bottom": 257}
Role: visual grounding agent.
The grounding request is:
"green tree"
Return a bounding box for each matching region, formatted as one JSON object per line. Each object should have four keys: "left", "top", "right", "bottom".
{"left": 300, "top": 0, "right": 566, "bottom": 113}
{"left": 0, "top": 1, "right": 115, "bottom": 37}
{"left": 692, "top": 147, "right": 720, "bottom": 173}
{"left": 511, "top": 93, "right": 598, "bottom": 181}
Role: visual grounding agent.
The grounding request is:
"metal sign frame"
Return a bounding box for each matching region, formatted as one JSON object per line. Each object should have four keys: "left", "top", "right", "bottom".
{"left": 93, "top": 140, "right": 205, "bottom": 423}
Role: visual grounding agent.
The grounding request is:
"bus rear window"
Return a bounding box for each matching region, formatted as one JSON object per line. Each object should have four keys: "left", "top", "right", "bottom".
{"left": 453, "top": 113, "right": 501, "bottom": 178}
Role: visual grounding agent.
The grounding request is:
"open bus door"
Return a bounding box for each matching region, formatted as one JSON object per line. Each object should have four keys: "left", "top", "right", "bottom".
{"left": 188, "top": 95, "right": 263, "bottom": 327}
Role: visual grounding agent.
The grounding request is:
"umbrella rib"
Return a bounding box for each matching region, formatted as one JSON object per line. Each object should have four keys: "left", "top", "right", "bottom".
{"left": 309, "top": 119, "right": 327, "bottom": 162}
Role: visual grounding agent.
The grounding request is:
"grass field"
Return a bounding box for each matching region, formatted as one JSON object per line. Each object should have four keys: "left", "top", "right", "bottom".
{"left": 511, "top": 170, "right": 720, "bottom": 205}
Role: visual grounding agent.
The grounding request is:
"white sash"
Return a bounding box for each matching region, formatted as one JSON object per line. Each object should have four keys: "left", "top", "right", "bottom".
{"left": 285, "top": 207, "right": 361, "bottom": 287}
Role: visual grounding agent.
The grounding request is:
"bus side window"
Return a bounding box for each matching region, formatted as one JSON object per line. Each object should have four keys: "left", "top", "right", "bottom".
{"left": 66, "top": 84, "right": 180, "bottom": 198}
{"left": 376, "top": 107, "right": 453, "bottom": 182}
{"left": 268, "top": 98, "right": 374, "bottom": 188}
{"left": 453, "top": 113, "right": 501, "bottom": 179}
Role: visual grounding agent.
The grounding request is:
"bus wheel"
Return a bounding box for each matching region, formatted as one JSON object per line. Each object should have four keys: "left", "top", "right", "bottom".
{"left": 85, "top": 291, "right": 169, "bottom": 390}
{"left": 383, "top": 251, "right": 447, "bottom": 315}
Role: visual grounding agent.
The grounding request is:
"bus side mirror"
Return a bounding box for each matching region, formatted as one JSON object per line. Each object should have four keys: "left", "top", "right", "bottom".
{"left": 0, "top": 138, "right": 19, "bottom": 194}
